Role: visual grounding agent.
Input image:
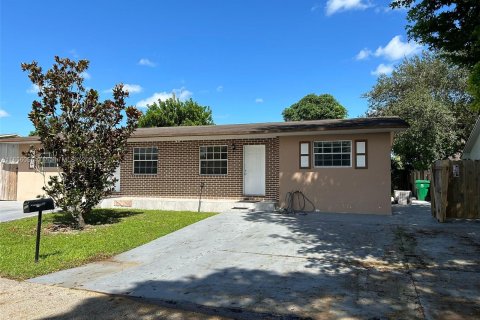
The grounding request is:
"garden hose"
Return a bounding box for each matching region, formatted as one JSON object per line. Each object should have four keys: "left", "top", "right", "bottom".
{"left": 282, "top": 190, "right": 316, "bottom": 214}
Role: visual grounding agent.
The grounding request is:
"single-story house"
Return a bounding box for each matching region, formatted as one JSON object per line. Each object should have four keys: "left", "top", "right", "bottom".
{"left": 0, "top": 117, "right": 408, "bottom": 214}
{"left": 462, "top": 116, "right": 480, "bottom": 160}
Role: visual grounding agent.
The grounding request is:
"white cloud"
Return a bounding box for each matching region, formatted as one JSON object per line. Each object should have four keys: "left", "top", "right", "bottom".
{"left": 69, "top": 49, "right": 80, "bottom": 58}
{"left": 326, "top": 0, "right": 370, "bottom": 16}
{"left": 136, "top": 87, "right": 192, "bottom": 108}
{"left": 123, "top": 84, "right": 143, "bottom": 94}
{"left": 27, "top": 84, "right": 39, "bottom": 94}
{"left": 311, "top": 4, "right": 320, "bottom": 12}
{"left": 138, "top": 58, "right": 157, "bottom": 67}
{"left": 0, "top": 109, "right": 9, "bottom": 118}
{"left": 374, "top": 6, "right": 391, "bottom": 14}
{"left": 371, "top": 63, "right": 394, "bottom": 76}
{"left": 374, "top": 5, "right": 406, "bottom": 14}
{"left": 255, "top": 98, "right": 264, "bottom": 103}
{"left": 105, "top": 84, "right": 143, "bottom": 94}
{"left": 356, "top": 48, "right": 372, "bottom": 60}
{"left": 173, "top": 87, "right": 193, "bottom": 100}
{"left": 374, "top": 35, "right": 421, "bottom": 61}
{"left": 216, "top": 85, "right": 223, "bottom": 92}
{"left": 81, "top": 71, "right": 91, "bottom": 80}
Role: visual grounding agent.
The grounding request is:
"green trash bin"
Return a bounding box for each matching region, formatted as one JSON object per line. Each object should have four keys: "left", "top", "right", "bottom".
{"left": 415, "top": 180, "right": 430, "bottom": 201}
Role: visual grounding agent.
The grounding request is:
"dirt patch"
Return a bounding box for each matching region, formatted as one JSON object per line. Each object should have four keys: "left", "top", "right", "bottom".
{"left": 355, "top": 257, "right": 404, "bottom": 271}
{"left": 0, "top": 277, "right": 229, "bottom": 320}
{"left": 44, "top": 223, "right": 111, "bottom": 234}
{"left": 44, "top": 223, "right": 88, "bottom": 234}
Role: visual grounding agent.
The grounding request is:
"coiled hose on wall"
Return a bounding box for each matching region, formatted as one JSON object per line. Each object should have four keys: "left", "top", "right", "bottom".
{"left": 281, "top": 190, "right": 316, "bottom": 214}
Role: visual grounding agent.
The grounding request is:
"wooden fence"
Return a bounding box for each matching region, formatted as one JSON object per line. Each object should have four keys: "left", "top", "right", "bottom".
{"left": 0, "top": 163, "right": 18, "bottom": 200}
{"left": 431, "top": 160, "right": 480, "bottom": 222}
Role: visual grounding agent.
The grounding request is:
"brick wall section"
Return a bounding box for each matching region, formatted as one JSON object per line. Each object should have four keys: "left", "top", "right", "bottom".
{"left": 117, "top": 138, "right": 279, "bottom": 201}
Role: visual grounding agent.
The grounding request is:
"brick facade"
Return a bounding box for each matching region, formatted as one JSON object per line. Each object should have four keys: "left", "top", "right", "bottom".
{"left": 117, "top": 138, "right": 279, "bottom": 202}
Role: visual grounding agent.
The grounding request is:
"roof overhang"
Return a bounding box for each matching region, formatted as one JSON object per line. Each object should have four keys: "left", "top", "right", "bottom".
{"left": 128, "top": 127, "right": 405, "bottom": 142}
{"left": 0, "top": 117, "right": 409, "bottom": 144}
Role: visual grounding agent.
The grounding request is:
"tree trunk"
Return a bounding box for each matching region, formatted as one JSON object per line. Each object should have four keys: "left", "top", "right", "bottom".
{"left": 77, "top": 212, "right": 86, "bottom": 229}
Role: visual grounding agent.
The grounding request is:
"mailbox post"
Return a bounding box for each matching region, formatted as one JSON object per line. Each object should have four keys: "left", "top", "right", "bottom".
{"left": 23, "top": 198, "right": 55, "bottom": 263}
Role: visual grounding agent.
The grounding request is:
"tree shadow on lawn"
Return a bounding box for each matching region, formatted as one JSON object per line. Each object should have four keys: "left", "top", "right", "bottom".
{"left": 51, "top": 209, "right": 143, "bottom": 227}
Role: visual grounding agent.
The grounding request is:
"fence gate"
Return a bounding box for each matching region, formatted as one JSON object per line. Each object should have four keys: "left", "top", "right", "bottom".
{"left": 431, "top": 161, "right": 450, "bottom": 222}
{"left": 0, "top": 163, "right": 18, "bottom": 200}
{"left": 431, "top": 160, "right": 480, "bottom": 222}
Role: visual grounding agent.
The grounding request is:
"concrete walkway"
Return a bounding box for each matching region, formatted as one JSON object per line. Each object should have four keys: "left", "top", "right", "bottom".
{"left": 30, "top": 202, "right": 480, "bottom": 319}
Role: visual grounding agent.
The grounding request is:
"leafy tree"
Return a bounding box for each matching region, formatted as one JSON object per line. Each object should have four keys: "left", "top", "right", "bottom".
{"left": 386, "top": 91, "right": 457, "bottom": 170}
{"left": 391, "top": 0, "right": 480, "bottom": 110}
{"left": 22, "top": 57, "right": 141, "bottom": 229}
{"left": 391, "top": 0, "right": 480, "bottom": 67}
{"left": 138, "top": 97, "right": 213, "bottom": 127}
{"left": 282, "top": 94, "right": 347, "bottom": 121}
{"left": 467, "top": 63, "right": 480, "bottom": 111}
{"left": 364, "top": 53, "right": 479, "bottom": 170}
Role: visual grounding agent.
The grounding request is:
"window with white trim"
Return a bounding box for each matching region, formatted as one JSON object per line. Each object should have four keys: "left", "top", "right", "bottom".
{"left": 313, "top": 141, "right": 351, "bottom": 167}
{"left": 133, "top": 147, "right": 158, "bottom": 174}
{"left": 40, "top": 151, "right": 58, "bottom": 168}
{"left": 199, "top": 146, "right": 227, "bottom": 175}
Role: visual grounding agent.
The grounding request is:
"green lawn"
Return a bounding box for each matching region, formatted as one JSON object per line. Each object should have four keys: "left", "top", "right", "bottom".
{"left": 0, "top": 209, "right": 215, "bottom": 280}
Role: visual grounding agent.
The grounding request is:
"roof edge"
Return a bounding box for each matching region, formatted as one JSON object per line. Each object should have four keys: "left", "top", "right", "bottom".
{"left": 0, "top": 117, "right": 409, "bottom": 143}
{"left": 463, "top": 116, "right": 480, "bottom": 154}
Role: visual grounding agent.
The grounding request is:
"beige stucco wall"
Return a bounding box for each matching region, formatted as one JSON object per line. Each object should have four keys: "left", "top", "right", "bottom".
{"left": 17, "top": 171, "right": 60, "bottom": 201}
{"left": 16, "top": 144, "right": 60, "bottom": 201}
{"left": 279, "top": 132, "right": 392, "bottom": 215}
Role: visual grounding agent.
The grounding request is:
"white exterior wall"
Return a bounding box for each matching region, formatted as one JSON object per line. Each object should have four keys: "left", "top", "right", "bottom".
{"left": 463, "top": 117, "right": 480, "bottom": 160}
{"left": 465, "top": 136, "right": 480, "bottom": 160}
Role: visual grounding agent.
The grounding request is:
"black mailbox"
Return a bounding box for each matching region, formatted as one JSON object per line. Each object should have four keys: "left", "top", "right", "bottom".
{"left": 23, "top": 198, "right": 55, "bottom": 213}
{"left": 24, "top": 198, "right": 55, "bottom": 263}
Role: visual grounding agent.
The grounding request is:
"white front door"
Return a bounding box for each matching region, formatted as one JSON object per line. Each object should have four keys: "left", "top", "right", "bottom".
{"left": 243, "top": 145, "right": 266, "bottom": 196}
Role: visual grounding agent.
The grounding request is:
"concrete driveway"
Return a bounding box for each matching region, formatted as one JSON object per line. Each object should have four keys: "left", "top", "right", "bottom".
{"left": 30, "top": 202, "right": 480, "bottom": 319}
{"left": 0, "top": 201, "right": 36, "bottom": 222}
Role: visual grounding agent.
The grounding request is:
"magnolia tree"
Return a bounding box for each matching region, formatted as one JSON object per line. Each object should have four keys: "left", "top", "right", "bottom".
{"left": 22, "top": 57, "right": 141, "bottom": 228}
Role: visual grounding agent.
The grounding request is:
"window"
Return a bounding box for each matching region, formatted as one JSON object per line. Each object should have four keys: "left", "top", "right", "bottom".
{"left": 355, "top": 140, "right": 368, "bottom": 169}
{"left": 200, "top": 146, "right": 227, "bottom": 175}
{"left": 40, "top": 152, "right": 58, "bottom": 168}
{"left": 299, "top": 141, "right": 311, "bottom": 169}
{"left": 313, "top": 141, "right": 351, "bottom": 167}
{"left": 133, "top": 147, "right": 158, "bottom": 174}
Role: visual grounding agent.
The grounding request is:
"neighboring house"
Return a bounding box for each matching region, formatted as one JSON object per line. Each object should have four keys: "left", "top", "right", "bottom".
{"left": 0, "top": 134, "right": 20, "bottom": 200}
{"left": 0, "top": 134, "right": 19, "bottom": 163}
{"left": 0, "top": 117, "right": 408, "bottom": 215}
{"left": 0, "top": 134, "right": 19, "bottom": 139}
{"left": 0, "top": 134, "right": 20, "bottom": 162}
{"left": 462, "top": 116, "right": 480, "bottom": 160}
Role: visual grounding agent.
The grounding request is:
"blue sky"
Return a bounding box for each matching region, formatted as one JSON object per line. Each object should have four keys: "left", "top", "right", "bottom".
{"left": 0, "top": 0, "right": 422, "bottom": 135}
